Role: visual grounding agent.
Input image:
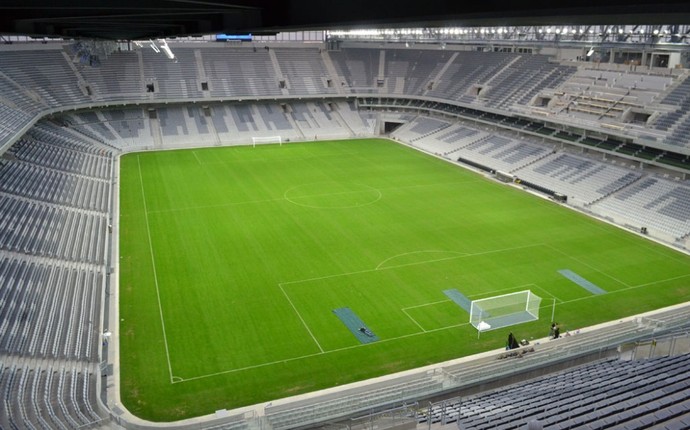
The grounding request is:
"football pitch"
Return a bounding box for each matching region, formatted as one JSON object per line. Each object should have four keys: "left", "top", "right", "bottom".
{"left": 118, "top": 138, "right": 690, "bottom": 421}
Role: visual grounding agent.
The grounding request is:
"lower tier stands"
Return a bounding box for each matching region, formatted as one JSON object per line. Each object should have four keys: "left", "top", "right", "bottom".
{"left": 407, "top": 123, "right": 490, "bottom": 157}
{"left": 590, "top": 177, "right": 690, "bottom": 241}
{"left": 454, "top": 134, "right": 552, "bottom": 172}
{"left": 389, "top": 116, "right": 451, "bottom": 142}
{"left": 0, "top": 362, "right": 107, "bottom": 429}
{"left": 0, "top": 121, "right": 112, "bottom": 428}
{"left": 0, "top": 194, "right": 107, "bottom": 264}
{"left": 0, "top": 257, "right": 102, "bottom": 360}
{"left": 0, "top": 160, "right": 110, "bottom": 212}
{"left": 512, "top": 152, "right": 643, "bottom": 206}
{"left": 415, "top": 353, "right": 690, "bottom": 430}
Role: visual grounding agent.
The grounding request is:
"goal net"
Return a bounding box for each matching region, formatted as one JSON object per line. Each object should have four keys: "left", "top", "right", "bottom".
{"left": 252, "top": 136, "right": 282, "bottom": 147}
{"left": 470, "top": 290, "right": 542, "bottom": 332}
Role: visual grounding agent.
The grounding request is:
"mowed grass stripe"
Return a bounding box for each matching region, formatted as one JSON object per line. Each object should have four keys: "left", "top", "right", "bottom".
{"left": 119, "top": 139, "right": 690, "bottom": 421}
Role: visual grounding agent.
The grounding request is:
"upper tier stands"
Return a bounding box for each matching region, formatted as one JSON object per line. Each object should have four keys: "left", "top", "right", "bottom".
{"left": 0, "top": 44, "right": 688, "bottom": 155}
{"left": 655, "top": 76, "right": 690, "bottom": 148}
{"left": 141, "top": 47, "right": 204, "bottom": 100}
{"left": 203, "top": 47, "right": 282, "bottom": 98}
{"left": 328, "top": 47, "right": 380, "bottom": 92}
{"left": 80, "top": 50, "right": 145, "bottom": 102}
{"left": 474, "top": 54, "right": 576, "bottom": 110}
{"left": 522, "top": 68, "right": 677, "bottom": 141}
{"left": 379, "top": 49, "right": 454, "bottom": 95}
{"left": 274, "top": 48, "right": 336, "bottom": 95}
{"left": 0, "top": 49, "right": 87, "bottom": 108}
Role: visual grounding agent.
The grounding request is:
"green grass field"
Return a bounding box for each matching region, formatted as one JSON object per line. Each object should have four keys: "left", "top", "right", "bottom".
{"left": 118, "top": 138, "right": 690, "bottom": 421}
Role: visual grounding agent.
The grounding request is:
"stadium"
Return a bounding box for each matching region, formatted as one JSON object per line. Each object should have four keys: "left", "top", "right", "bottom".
{"left": 2, "top": 1, "right": 690, "bottom": 429}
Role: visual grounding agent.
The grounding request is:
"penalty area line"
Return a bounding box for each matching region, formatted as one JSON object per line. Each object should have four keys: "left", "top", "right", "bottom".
{"left": 278, "top": 283, "right": 324, "bottom": 353}
{"left": 401, "top": 308, "right": 427, "bottom": 332}
{"left": 173, "top": 320, "right": 473, "bottom": 384}
{"left": 544, "top": 243, "right": 631, "bottom": 288}
{"left": 280, "top": 243, "right": 546, "bottom": 287}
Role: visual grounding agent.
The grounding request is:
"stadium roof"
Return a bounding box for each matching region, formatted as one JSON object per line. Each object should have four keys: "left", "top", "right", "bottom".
{"left": 1, "top": 0, "right": 690, "bottom": 41}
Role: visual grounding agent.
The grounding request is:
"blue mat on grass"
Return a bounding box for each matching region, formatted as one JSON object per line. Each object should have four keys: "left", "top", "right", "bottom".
{"left": 443, "top": 289, "right": 472, "bottom": 314}
{"left": 558, "top": 269, "right": 607, "bottom": 295}
{"left": 332, "top": 307, "right": 379, "bottom": 344}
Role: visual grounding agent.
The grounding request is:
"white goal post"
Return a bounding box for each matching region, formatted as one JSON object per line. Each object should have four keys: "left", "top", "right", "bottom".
{"left": 252, "top": 136, "right": 282, "bottom": 147}
{"left": 470, "top": 290, "right": 542, "bottom": 333}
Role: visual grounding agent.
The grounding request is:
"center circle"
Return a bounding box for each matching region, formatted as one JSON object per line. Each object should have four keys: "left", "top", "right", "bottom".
{"left": 284, "top": 182, "right": 382, "bottom": 209}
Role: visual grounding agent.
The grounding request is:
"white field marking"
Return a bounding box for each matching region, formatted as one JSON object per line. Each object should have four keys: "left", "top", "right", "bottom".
{"left": 146, "top": 180, "right": 479, "bottom": 215}
{"left": 148, "top": 185, "right": 381, "bottom": 215}
{"left": 357, "top": 179, "right": 484, "bottom": 194}
{"left": 402, "top": 299, "right": 452, "bottom": 311}
{"left": 401, "top": 308, "right": 427, "bottom": 332}
{"left": 561, "top": 273, "right": 690, "bottom": 306}
{"left": 512, "top": 283, "right": 564, "bottom": 303}
{"left": 146, "top": 196, "right": 287, "bottom": 215}
{"left": 137, "top": 156, "right": 175, "bottom": 383}
{"left": 192, "top": 150, "right": 203, "bottom": 165}
{"left": 280, "top": 243, "right": 545, "bottom": 287}
{"left": 465, "top": 284, "right": 538, "bottom": 299}
{"left": 376, "top": 250, "right": 469, "bottom": 270}
{"left": 576, "top": 211, "right": 690, "bottom": 265}
{"left": 278, "top": 283, "right": 324, "bottom": 353}
{"left": 173, "top": 320, "right": 473, "bottom": 384}
{"left": 632, "top": 273, "right": 690, "bottom": 288}
{"left": 544, "top": 243, "right": 631, "bottom": 288}
{"left": 169, "top": 257, "right": 687, "bottom": 384}
{"left": 283, "top": 183, "right": 382, "bottom": 209}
